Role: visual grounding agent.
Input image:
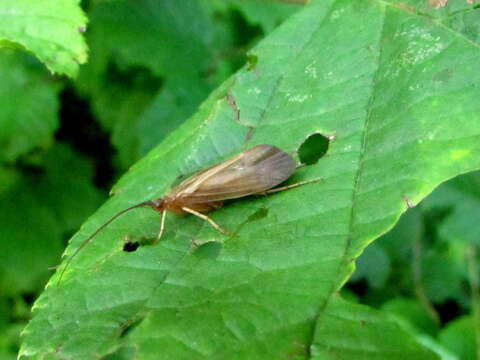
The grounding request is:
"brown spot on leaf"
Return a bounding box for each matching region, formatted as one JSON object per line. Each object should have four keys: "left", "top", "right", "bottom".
{"left": 246, "top": 54, "right": 258, "bottom": 71}
{"left": 226, "top": 92, "right": 254, "bottom": 141}
{"left": 403, "top": 195, "right": 415, "bottom": 209}
{"left": 394, "top": 2, "right": 417, "bottom": 11}
{"left": 285, "top": 341, "right": 308, "bottom": 359}
{"left": 226, "top": 93, "right": 240, "bottom": 123}
{"left": 428, "top": 0, "right": 448, "bottom": 8}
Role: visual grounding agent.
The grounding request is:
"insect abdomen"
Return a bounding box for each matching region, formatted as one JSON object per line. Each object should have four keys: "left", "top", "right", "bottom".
{"left": 163, "top": 196, "right": 223, "bottom": 214}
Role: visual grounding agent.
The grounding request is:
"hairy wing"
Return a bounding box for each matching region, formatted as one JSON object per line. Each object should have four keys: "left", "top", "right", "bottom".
{"left": 171, "top": 144, "right": 296, "bottom": 203}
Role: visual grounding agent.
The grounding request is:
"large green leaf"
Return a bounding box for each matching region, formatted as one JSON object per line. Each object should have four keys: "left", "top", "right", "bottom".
{"left": 0, "top": 0, "right": 87, "bottom": 77}
{"left": 20, "top": 0, "right": 480, "bottom": 358}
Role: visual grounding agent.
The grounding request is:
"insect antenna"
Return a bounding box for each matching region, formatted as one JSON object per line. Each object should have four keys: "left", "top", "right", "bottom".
{"left": 57, "top": 200, "right": 155, "bottom": 284}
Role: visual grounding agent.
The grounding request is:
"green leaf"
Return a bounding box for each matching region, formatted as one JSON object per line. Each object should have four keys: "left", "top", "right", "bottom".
{"left": 351, "top": 242, "right": 391, "bottom": 288}
{"left": 311, "top": 296, "right": 439, "bottom": 359}
{"left": 35, "top": 144, "right": 105, "bottom": 235}
{"left": 419, "top": 173, "right": 480, "bottom": 306}
{"left": 376, "top": 207, "right": 423, "bottom": 264}
{"left": 439, "top": 316, "right": 478, "bottom": 360}
{"left": 0, "top": 323, "right": 23, "bottom": 360}
{"left": 109, "top": 88, "right": 158, "bottom": 169}
{"left": 0, "top": 50, "right": 60, "bottom": 163}
{"left": 424, "top": 172, "right": 480, "bottom": 247}
{"left": 20, "top": 0, "right": 480, "bottom": 358}
{"left": 349, "top": 207, "right": 423, "bottom": 305}
{"left": 381, "top": 298, "right": 439, "bottom": 336}
{"left": 0, "top": 173, "right": 61, "bottom": 295}
{"left": 421, "top": 249, "right": 468, "bottom": 305}
{"left": 137, "top": 77, "right": 210, "bottom": 157}
{"left": 0, "top": 0, "right": 87, "bottom": 77}
{"left": 85, "top": 0, "right": 213, "bottom": 78}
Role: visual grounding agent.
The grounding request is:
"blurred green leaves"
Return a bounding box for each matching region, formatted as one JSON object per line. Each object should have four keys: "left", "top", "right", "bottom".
{"left": 18, "top": 0, "right": 480, "bottom": 359}
{"left": 312, "top": 296, "right": 439, "bottom": 360}
{"left": 76, "top": 0, "right": 244, "bottom": 168}
{"left": 0, "top": 144, "right": 103, "bottom": 294}
{"left": 0, "top": 144, "right": 103, "bottom": 360}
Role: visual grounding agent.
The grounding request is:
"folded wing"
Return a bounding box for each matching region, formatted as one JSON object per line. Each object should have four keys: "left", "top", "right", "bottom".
{"left": 172, "top": 144, "right": 296, "bottom": 203}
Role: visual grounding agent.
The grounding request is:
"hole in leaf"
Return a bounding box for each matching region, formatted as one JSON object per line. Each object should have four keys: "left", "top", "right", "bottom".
{"left": 123, "top": 241, "right": 139, "bottom": 252}
{"left": 298, "top": 133, "right": 329, "bottom": 165}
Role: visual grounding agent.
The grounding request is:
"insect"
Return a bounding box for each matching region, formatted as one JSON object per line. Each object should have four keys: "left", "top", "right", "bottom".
{"left": 58, "top": 144, "right": 321, "bottom": 282}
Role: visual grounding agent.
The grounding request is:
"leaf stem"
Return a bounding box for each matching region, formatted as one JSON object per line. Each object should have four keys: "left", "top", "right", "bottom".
{"left": 269, "top": 0, "right": 309, "bottom": 5}
{"left": 412, "top": 223, "right": 440, "bottom": 325}
{"left": 466, "top": 245, "right": 480, "bottom": 360}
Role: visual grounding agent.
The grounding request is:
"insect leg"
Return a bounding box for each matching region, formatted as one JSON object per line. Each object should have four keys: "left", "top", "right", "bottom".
{"left": 181, "top": 207, "right": 231, "bottom": 236}
{"left": 263, "top": 177, "right": 322, "bottom": 194}
{"left": 156, "top": 210, "right": 167, "bottom": 242}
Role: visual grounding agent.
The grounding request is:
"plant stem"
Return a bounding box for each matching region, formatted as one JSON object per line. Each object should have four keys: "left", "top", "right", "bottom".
{"left": 467, "top": 245, "right": 480, "bottom": 360}
{"left": 412, "top": 224, "right": 440, "bottom": 325}
{"left": 270, "top": 0, "right": 309, "bottom": 5}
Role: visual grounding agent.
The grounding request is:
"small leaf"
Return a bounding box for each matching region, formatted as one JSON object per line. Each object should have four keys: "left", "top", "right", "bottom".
{"left": 0, "top": 0, "right": 88, "bottom": 77}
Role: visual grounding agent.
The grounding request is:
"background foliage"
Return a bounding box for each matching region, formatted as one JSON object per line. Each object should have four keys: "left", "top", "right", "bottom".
{"left": 0, "top": 0, "right": 479, "bottom": 359}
